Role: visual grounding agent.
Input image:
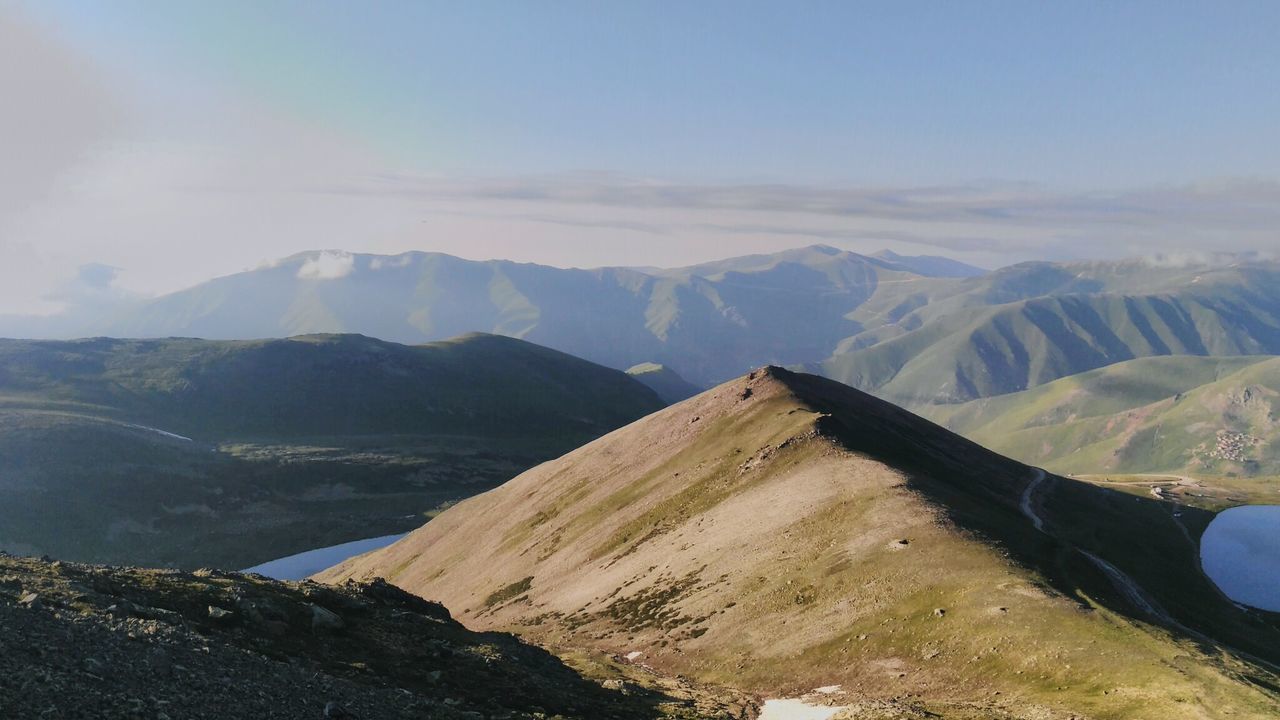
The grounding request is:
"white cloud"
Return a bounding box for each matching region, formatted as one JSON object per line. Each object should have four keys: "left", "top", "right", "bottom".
{"left": 0, "top": 8, "right": 127, "bottom": 218}
{"left": 297, "top": 251, "right": 355, "bottom": 280}
{"left": 4, "top": 6, "right": 1280, "bottom": 315}
{"left": 369, "top": 255, "right": 414, "bottom": 270}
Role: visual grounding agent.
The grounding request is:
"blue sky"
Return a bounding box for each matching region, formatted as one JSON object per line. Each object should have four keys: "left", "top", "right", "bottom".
{"left": 3, "top": 1, "right": 1280, "bottom": 312}
{"left": 32, "top": 0, "right": 1280, "bottom": 185}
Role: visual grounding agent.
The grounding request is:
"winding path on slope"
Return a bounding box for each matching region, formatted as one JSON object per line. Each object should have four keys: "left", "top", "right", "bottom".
{"left": 1018, "top": 468, "right": 1280, "bottom": 676}
{"left": 1019, "top": 468, "right": 1171, "bottom": 623}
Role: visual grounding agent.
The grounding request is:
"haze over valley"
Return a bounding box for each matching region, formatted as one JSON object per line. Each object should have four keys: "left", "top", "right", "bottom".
{"left": 4, "top": 2, "right": 1280, "bottom": 718}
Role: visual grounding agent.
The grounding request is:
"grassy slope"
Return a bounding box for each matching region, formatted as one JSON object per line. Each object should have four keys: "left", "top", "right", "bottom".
{"left": 825, "top": 288, "right": 1280, "bottom": 404}
{"left": 0, "top": 333, "right": 663, "bottom": 569}
{"left": 0, "top": 332, "right": 660, "bottom": 439}
{"left": 323, "top": 369, "right": 1280, "bottom": 720}
{"left": 922, "top": 355, "right": 1280, "bottom": 475}
{"left": 626, "top": 363, "right": 704, "bottom": 404}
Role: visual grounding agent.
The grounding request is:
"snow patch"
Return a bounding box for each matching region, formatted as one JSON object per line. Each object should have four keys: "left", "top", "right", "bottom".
{"left": 297, "top": 251, "right": 355, "bottom": 280}
{"left": 758, "top": 699, "right": 847, "bottom": 720}
{"left": 121, "top": 422, "right": 192, "bottom": 442}
{"left": 369, "top": 254, "right": 414, "bottom": 270}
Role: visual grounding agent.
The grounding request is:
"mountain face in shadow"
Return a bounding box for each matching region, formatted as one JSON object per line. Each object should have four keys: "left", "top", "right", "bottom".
{"left": 0, "top": 333, "right": 663, "bottom": 569}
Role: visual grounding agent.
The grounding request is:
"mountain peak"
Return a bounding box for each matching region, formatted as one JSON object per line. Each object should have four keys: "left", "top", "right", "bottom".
{"left": 320, "top": 367, "right": 1277, "bottom": 716}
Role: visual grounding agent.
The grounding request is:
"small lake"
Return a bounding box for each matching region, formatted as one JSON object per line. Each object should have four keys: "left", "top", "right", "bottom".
{"left": 1200, "top": 505, "right": 1280, "bottom": 612}
{"left": 241, "top": 533, "right": 407, "bottom": 581}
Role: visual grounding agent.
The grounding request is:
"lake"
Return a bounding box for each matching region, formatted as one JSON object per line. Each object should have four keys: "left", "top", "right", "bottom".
{"left": 241, "top": 533, "right": 407, "bottom": 581}
{"left": 1200, "top": 505, "right": 1280, "bottom": 612}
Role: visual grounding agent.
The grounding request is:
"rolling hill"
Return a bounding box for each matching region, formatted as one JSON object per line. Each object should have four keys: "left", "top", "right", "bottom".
{"left": 322, "top": 368, "right": 1280, "bottom": 719}
{"left": 922, "top": 355, "right": 1280, "bottom": 476}
{"left": 0, "top": 333, "right": 663, "bottom": 569}
{"left": 821, "top": 259, "right": 1280, "bottom": 405}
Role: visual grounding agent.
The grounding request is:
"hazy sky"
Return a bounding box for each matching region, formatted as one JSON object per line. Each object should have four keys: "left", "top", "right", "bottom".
{"left": 4, "top": 1, "right": 1280, "bottom": 313}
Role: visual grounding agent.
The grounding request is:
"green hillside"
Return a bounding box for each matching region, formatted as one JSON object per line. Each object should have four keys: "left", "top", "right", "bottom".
{"left": 923, "top": 355, "right": 1280, "bottom": 475}
{"left": 626, "top": 362, "right": 703, "bottom": 404}
{"left": 0, "top": 333, "right": 663, "bottom": 569}
{"left": 825, "top": 280, "right": 1280, "bottom": 404}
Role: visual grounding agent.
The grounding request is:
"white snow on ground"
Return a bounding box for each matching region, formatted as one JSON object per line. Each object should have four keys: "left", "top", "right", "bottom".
{"left": 813, "top": 685, "right": 841, "bottom": 694}
{"left": 757, "top": 699, "right": 847, "bottom": 720}
{"left": 120, "top": 422, "right": 193, "bottom": 442}
{"left": 624, "top": 651, "right": 644, "bottom": 661}
{"left": 242, "top": 533, "right": 407, "bottom": 580}
{"left": 1201, "top": 505, "right": 1280, "bottom": 612}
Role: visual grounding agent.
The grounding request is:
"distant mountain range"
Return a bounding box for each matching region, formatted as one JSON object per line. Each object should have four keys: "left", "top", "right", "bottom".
{"left": 2, "top": 245, "right": 986, "bottom": 388}
{"left": 0, "top": 333, "right": 661, "bottom": 568}
{"left": 9, "top": 243, "right": 1280, "bottom": 478}
{"left": 11, "top": 245, "right": 1280, "bottom": 410}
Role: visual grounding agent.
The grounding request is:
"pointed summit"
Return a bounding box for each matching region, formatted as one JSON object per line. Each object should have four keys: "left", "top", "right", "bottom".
{"left": 322, "top": 369, "right": 1279, "bottom": 718}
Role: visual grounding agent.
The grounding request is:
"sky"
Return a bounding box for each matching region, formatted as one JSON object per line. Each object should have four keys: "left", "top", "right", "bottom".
{"left": 3, "top": 1, "right": 1280, "bottom": 314}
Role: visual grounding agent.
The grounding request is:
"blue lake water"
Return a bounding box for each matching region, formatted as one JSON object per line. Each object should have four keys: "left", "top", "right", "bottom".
{"left": 241, "top": 533, "right": 407, "bottom": 581}
{"left": 1200, "top": 505, "right": 1280, "bottom": 611}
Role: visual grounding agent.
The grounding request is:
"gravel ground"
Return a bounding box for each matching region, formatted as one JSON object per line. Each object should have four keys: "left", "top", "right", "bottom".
{"left": 0, "top": 553, "right": 708, "bottom": 719}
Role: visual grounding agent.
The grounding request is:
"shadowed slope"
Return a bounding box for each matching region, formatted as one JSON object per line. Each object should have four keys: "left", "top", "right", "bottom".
{"left": 0, "top": 554, "right": 750, "bottom": 719}
{"left": 0, "top": 333, "right": 663, "bottom": 568}
{"left": 323, "top": 368, "right": 1280, "bottom": 719}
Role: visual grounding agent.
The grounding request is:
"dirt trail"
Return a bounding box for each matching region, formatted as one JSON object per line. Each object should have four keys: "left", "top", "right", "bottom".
{"left": 1078, "top": 550, "right": 1168, "bottom": 620}
{"left": 1020, "top": 468, "right": 1280, "bottom": 675}
{"left": 1019, "top": 468, "right": 1172, "bottom": 623}
{"left": 1019, "top": 468, "right": 1047, "bottom": 533}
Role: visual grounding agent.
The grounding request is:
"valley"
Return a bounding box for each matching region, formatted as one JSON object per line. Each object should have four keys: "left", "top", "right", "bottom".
{"left": 7, "top": 4, "right": 1280, "bottom": 716}
{"left": 0, "top": 333, "right": 663, "bottom": 569}
{"left": 4, "top": 247, "right": 1280, "bottom": 718}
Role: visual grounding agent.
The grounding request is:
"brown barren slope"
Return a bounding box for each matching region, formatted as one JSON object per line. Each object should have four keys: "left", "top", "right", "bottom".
{"left": 322, "top": 368, "right": 1280, "bottom": 720}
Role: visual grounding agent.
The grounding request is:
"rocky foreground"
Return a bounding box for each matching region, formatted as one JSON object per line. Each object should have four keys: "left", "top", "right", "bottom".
{"left": 0, "top": 553, "right": 748, "bottom": 719}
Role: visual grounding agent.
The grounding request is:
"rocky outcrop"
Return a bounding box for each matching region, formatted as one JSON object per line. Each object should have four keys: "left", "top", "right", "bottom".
{"left": 0, "top": 553, "right": 743, "bottom": 719}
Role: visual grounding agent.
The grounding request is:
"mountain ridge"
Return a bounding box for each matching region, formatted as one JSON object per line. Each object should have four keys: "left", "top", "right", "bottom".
{"left": 322, "top": 367, "right": 1280, "bottom": 719}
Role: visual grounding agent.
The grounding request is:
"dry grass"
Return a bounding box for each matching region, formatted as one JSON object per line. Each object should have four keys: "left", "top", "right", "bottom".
{"left": 322, "top": 369, "right": 1280, "bottom": 720}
